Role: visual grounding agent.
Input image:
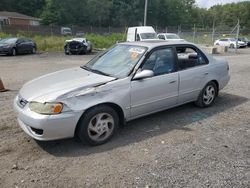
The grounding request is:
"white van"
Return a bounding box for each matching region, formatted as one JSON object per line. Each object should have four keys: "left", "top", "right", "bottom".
{"left": 127, "top": 26, "right": 158, "bottom": 42}
{"left": 61, "top": 27, "right": 72, "bottom": 36}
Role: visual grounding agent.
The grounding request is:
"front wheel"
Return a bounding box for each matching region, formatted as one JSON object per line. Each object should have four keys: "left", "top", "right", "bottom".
{"left": 11, "top": 48, "right": 17, "bottom": 56}
{"left": 195, "top": 82, "right": 217, "bottom": 108}
{"left": 77, "top": 105, "right": 119, "bottom": 146}
{"left": 230, "top": 44, "right": 235, "bottom": 48}
{"left": 64, "top": 49, "right": 70, "bottom": 55}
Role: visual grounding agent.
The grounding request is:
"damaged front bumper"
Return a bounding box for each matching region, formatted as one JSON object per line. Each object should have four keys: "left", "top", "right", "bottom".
{"left": 13, "top": 95, "right": 83, "bottom": 141}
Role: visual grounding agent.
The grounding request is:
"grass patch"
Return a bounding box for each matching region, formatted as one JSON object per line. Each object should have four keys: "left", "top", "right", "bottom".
{"left": 0, "top": 32, "right": 124, "bottom": 52}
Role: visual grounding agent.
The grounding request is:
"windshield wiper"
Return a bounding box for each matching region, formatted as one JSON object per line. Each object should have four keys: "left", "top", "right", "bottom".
{"left": 91, "top": 69, "right": 111, "bottom": 77}
{"left": 81, "top": 65, "right": 111, "bottom": 77}
{"left": 81, "top": 65, "right": 91, "bottom": 71}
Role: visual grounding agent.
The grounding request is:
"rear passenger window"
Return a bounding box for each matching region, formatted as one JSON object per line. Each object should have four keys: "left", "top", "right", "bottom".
{"left": 158, "top": 35, "right": 165, "bottom": 40}
{"left": 17, "top": 39, "right": 24, "bottom": 43}
{"left": 176, "top": 46, "right": 208, "bottom": 70}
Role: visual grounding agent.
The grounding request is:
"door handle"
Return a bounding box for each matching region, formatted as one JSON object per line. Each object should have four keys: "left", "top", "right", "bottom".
{"left": 204, "top": 72, "right": 209, "bottom": 75}
{"left": 169, "top": 80, "right": 177, "bottom": 84}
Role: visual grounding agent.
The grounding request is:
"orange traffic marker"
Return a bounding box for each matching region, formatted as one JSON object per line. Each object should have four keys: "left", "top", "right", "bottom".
{"left": 0, "top": 78, "right": 8, "bottom": 92}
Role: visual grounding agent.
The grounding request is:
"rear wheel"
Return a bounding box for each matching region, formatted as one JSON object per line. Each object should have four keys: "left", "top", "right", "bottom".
{"left": 88, "top": 48, "right": 92, "bottom": 53}
{"left": 195, "top": 82, "right": 217, "bottom": 108}
{"left": 77, "top": 105, "right": 119, "bottom": 146}
{"left": 32, "top": 47, "right": 36, "bottom": 54}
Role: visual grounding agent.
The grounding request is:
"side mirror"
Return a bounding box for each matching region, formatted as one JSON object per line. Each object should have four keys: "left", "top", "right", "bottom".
{"left": 133, "top": 70, "right": 154, "bottom": 80}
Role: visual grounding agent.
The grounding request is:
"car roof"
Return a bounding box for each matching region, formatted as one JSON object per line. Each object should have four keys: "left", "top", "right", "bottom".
{"left": 120, "top": 40, "right": 194, "bottom": 49}
{"left": 158, "top": 33, "right": 178, "bottom": 35}
{"left": 2, "top": 37, "right": 18, "bottom": 40}
{"left": 219, "top": 38, "right": 234, "bottom": 40}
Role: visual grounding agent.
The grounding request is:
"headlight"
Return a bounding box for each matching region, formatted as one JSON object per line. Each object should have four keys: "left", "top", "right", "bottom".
{"left": 29, "top": 102, "right": 63, "bottom": 115}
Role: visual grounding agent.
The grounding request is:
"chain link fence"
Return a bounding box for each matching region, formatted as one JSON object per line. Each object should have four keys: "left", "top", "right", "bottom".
{"left": 0, "top": 23, "right": 249, "bottom": 48}
{"left": 0, "top": 24, "right": 126, "bottom": 36}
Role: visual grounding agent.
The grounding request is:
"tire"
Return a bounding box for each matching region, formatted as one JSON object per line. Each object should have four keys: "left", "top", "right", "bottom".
{"left": 77, "top": 105, "right": 119, "bottom": 146}
{"left": 230, "top": 44, "right": 234, "bottom": 48}
{"left": 11, "top": 48, "right": 17, "bottom": 56}
{"left": 195, "top": 82, "right": 218, "bottom": 108}
{"left": 64, "top": 49, "right": 70, "bottom": 55}
{"left": 32, "top": 47, "right": 36, "bottom": 54}
{"left": 83, "top": 47, "right": 88, "bottom": 54}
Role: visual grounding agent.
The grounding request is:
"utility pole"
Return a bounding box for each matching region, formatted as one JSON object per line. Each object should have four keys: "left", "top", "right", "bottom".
{"left": 212, "top": 13, "right": 215, "bottom": 45}
{"left": 235, "top": 19, "right": 240, "bottom": 53}
{"left": 144, "top": 0, "right": 148, "bottom": 26}
{"left": 193, "top": 24, "right": 196, "bottom": 43}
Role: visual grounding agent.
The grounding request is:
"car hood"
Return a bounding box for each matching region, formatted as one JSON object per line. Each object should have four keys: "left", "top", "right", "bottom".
{"left": 0, "top": 43, "right": 13, "bottom": 47}
{"left": 19, "top": 67, "right": 115, "bottom": 102}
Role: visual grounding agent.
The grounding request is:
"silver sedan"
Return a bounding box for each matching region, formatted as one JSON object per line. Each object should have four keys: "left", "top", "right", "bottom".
{"left": 14, "top": 41, "right": 230, "bottom": 145}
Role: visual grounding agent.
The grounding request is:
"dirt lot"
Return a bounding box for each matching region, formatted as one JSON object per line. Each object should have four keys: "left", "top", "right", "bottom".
{"left": 0, "top": 49, "right": 250, "bottom": 187}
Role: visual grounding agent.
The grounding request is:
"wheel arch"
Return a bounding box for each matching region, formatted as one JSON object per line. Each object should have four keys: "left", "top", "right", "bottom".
{"left": 210, "top": 80, "right": 219, "bottom": 96}
{"left": 74, "top": 102, "right": 125, "bottom": 136}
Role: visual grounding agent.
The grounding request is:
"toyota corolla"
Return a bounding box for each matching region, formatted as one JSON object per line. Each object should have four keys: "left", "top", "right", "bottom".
{"left": 14, "top": 41, "right": 230, "bottom": 145}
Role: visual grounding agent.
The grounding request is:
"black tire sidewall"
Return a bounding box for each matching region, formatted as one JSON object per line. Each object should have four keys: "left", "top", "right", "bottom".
{"left": 77, "top": 105, "right": 119, "bottom": 146}
{"left": 12, "top": 48, "right": 16, "bottom": 56}
{"left": 32, "top": 47, "right": 36, "bottom": 54}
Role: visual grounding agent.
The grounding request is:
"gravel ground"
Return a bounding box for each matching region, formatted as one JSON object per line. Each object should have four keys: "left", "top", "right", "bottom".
{"left": 0, "top": 48, "right": 250, "bottom": 188}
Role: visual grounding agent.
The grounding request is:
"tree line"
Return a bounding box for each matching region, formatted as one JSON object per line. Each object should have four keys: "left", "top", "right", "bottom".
{"left": 0, "top": 0, "right": 250, "bottom": 30}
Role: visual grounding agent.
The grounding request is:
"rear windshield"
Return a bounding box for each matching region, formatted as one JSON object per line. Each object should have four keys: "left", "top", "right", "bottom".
{"left": 0, "top": 38, "right": 17, "bottom": 44}
{"left": 166, "top": 34, "right": 180, "bottom": 39}
{"left": 140, "top": 33, "right": 158, "bottom": 40}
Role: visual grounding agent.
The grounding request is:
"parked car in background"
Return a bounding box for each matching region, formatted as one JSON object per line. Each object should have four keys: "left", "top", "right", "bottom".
{"left": 157, "top": 33, "right": 185, "bottom": 42}
{"left": 214, "top": 38, "right": 246, "bottom": 48}
{"left": 14, "top": 41, "right": 230, "bottom": 146}
{"left": 237, "top": 37, "right": 250, "bottom": 47}
{"left": 127, "top": 26, "right": 158, "bottom": 42}
{"left": 64, "top": 38, "right": 92, "bottom": 55}
{"left": 61, "top": 27, "right": 72, "bottom": 36}
{"left": 0, "top": 38, "right": 36, "bottom": 56}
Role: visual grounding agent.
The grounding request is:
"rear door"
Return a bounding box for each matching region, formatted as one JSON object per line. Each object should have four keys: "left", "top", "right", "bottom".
{"left": 130, "top": 47, "right": 179, "bottom": 118}
{"left": 24, "top": 39, "right": 33, "bottom": 52}
{"left": 176, "top": 45, "right": 210, "bottom": 103}
{"left": 16, "top": 39, "right": 25, "bottom": 53}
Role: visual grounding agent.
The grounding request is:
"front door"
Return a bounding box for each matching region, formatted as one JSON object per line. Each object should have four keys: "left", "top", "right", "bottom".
{"left": 130, "top": 47, "right": 179, "bottom": 118}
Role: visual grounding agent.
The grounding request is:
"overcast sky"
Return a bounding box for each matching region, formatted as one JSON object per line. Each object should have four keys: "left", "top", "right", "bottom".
{"left": 196, "top": 0, "right": 249, "bottom": 8}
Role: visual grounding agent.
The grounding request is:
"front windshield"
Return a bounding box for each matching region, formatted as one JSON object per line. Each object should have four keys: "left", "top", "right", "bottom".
{"left": 229, "top": 38, "right": 236, "bottom": 41}
{"left": 166, "top": 34, "right": 180, "bottom": 39}
{"left": 140, "top": 33, "right": 158, "bottom": 39}
{"left": 0, "top": 38, "right": 17, "bottom": 44}
{"left": 83, "top": 44, "right": 147, "bottom": 78}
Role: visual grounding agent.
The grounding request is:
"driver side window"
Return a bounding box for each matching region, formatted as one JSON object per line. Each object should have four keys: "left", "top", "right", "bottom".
{"left": 141, "top": 48, "right": 175, "bottom": 76}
